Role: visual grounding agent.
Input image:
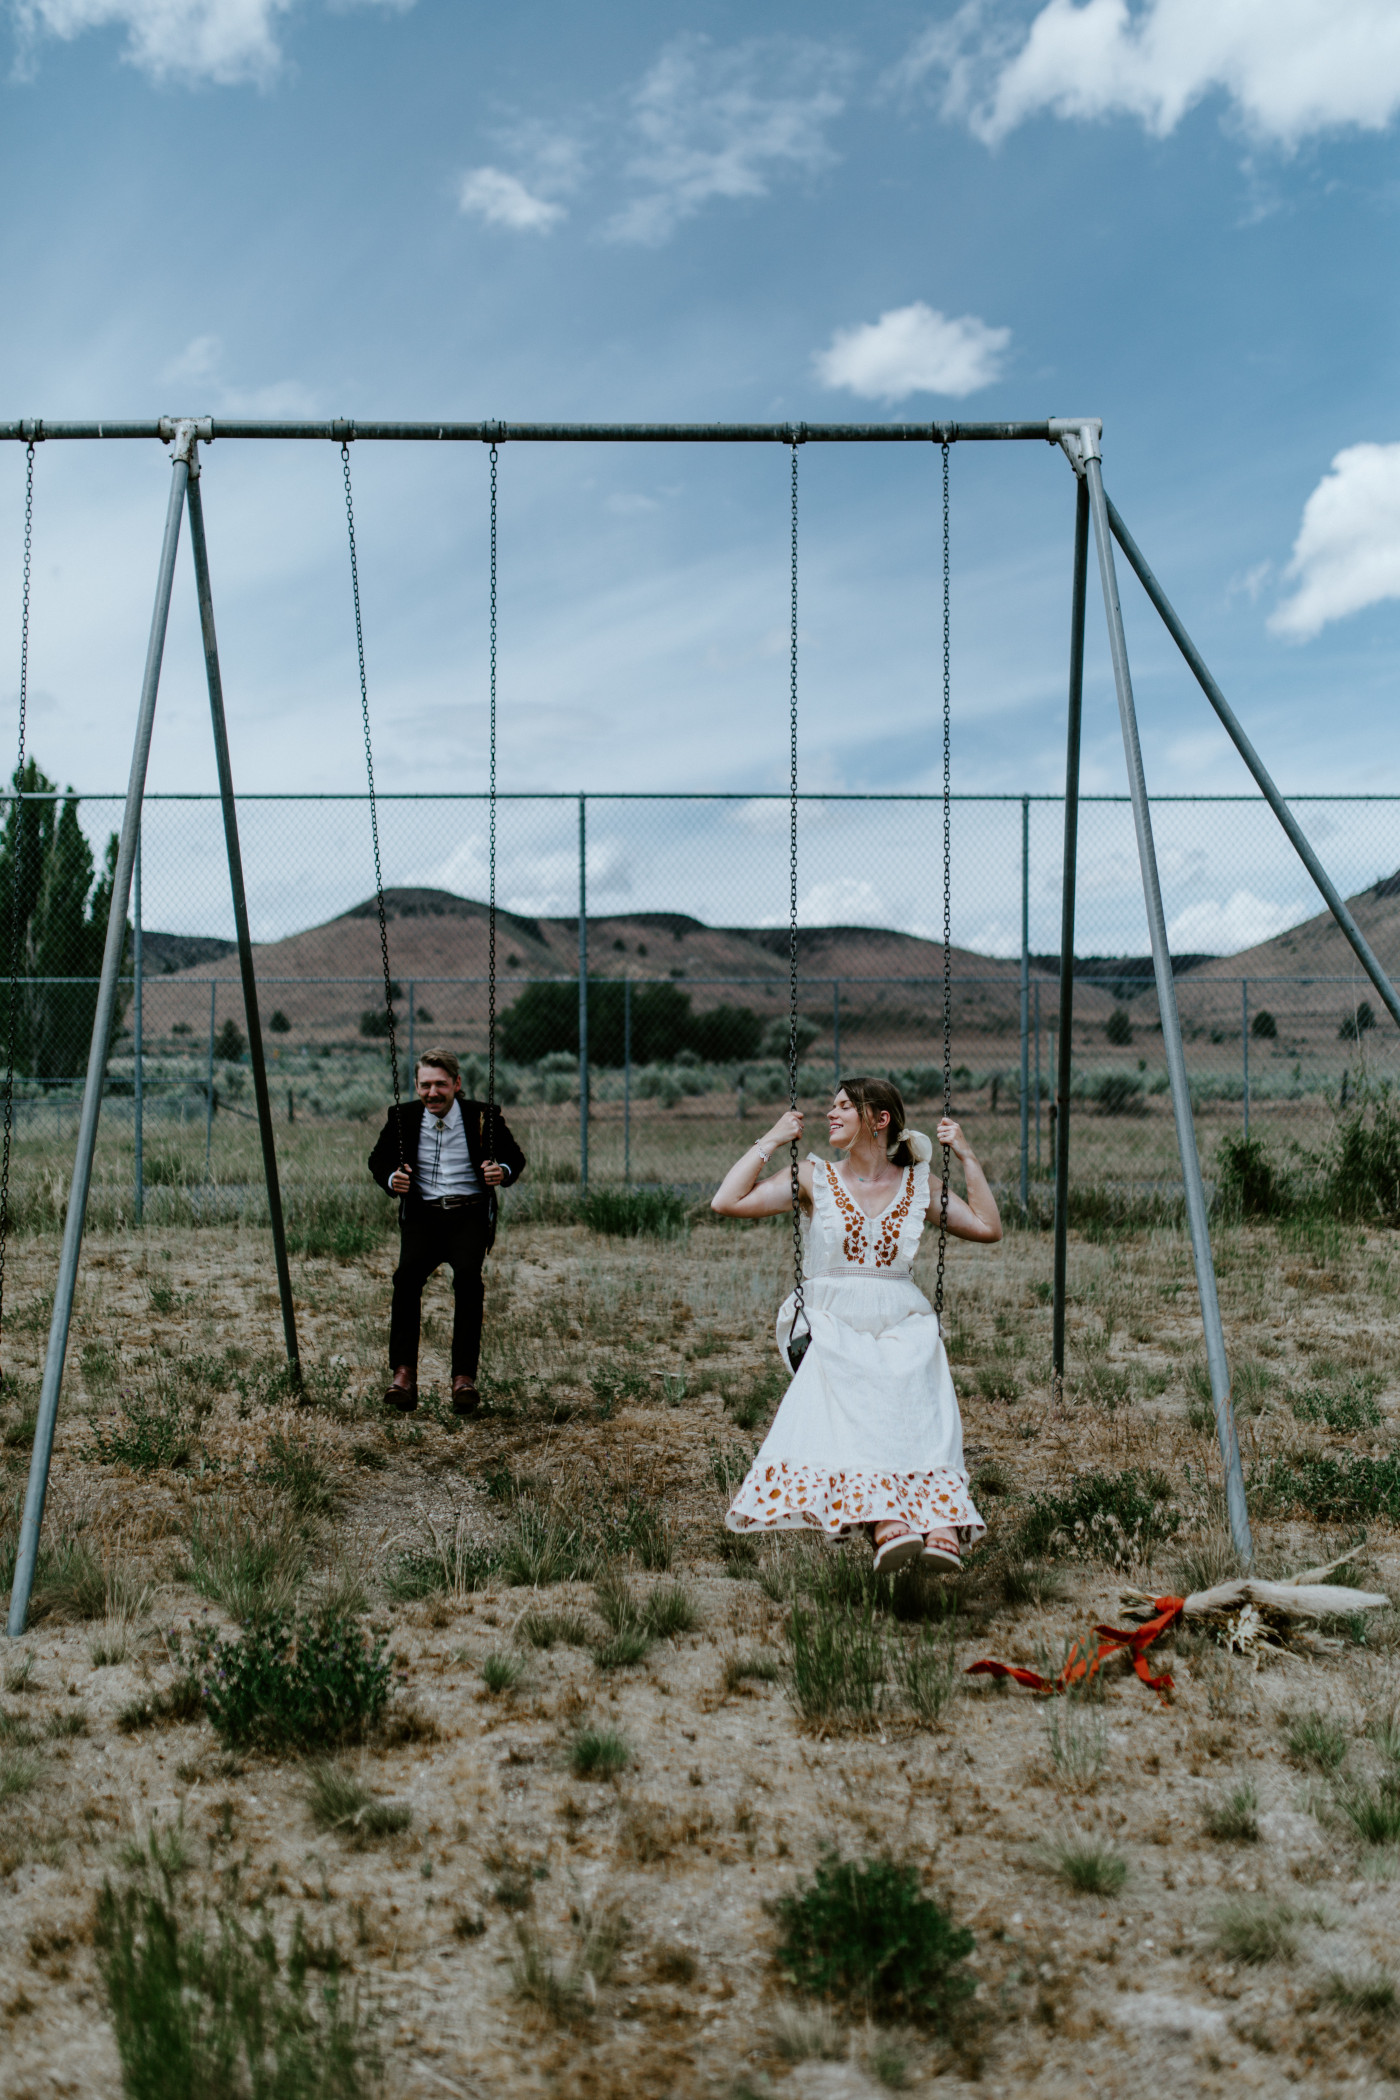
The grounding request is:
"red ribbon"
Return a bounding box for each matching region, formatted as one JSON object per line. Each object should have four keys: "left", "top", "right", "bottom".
{"left": 965, "top": 1595, "right": 1185, "bottom": 1699}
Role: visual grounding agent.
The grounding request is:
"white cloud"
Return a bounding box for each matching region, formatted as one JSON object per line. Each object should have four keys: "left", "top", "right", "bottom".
{"left": 161, "top": 332, "right": 222, "bottom": 385}
{"left": 435, "top": 835, "right": 631, "bottom": 916}
{"left": 606, "top": 32, "right": 847, "bottom": 246}
{"left": 1167, "top": 889, "right": 1297, "bottom": 953}
{"left": 815, "top": 301, "right": 1011, "bottom": 402}
{"left": 1270, "top": 442, "right": 1400, "bottom": 640}
{"left": 456, "top": 166, "right": 566, "bottom": 234}
{"left": 13, "top": 0, "right": 409, "bottom": 86}
{"left": 904, "top": 0, "right": 1400, "bottom": 150}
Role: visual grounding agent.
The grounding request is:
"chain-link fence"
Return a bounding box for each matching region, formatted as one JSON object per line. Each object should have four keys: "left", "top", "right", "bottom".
{"left": 1, "top": 787, "right": 1398, "bottom": 1227}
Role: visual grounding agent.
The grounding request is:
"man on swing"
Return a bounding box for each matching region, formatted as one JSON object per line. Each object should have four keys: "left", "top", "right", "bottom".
{"left": 368, "top": 1050, "right": 526, "bottom": 1416}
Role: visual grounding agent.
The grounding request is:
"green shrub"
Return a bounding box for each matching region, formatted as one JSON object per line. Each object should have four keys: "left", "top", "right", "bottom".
{"left": 1283, "top": 1710, "right": 1349, "bottom": 1773}
{"left": 499, "top": 1506, "right": 600, "bottom": 1588}
{"left": 1251, "top": 1008, "right": 1277, "bottom": 1040}
{"left": 1216, "top": 1134, "right": 1294, "bottom": 1220}
{"left": 306, "top": 1762, "right": 411, "bottom": 1843}
{"left": 385, "top": 1517, "right": 497, "bottom": 1603}
{"left": 1204, "top": 1780, "right": 1259, "bottom": 1842}
{"left": 1257, "top": 1452, "right": 1400, "bottom": 1524}
{"left": 1291, "top": 1380, "right": 1383, "bottom": 1433}
{"left": 481, "top": 1653, "right": 524, "bottom": 1695}
{"left": 261, "top": 1433, "right": 338, "bottom": 1516}
{"left": 579, "top": 1187, "right": 691, "bottom": 1240}
{"left": 1209, "top": 1898, "right": 1297, "bottom": 1965}
{"left": 773, "top": 1853, "right": 975, "bottom": 2026}
{"left": 1093, "top": 1071, "right": 1144, "bottom": 1116}
{"left": 91, "top": 1382, "right": 192, "bottom": 1471}
{"left": 96, "top": 1839, "right": 378, "bottom": 2098}
{"left": 570, "top": 1726, "right": 630, "bottom": 1779}
{"left": 516, "top": 1609, "right": 591, "bottom": 1650}
{"left": 900, "top": 1612, "right": 959, "bottom": 1723}
{"left": 1334, "top": 1772, "right": 1400, "bottom": 1846}
{"left": 186, "top": 1502, "right": 307, "bottom": 1624}
{"left": 1105, "top": 1007, "right": 1133, "bottom": 1047}
{"left": 1321, "top": 1083, "right": 1400, "bottom": 1223}
{"left": 787, "top": 1603, "right": 887, "bottom": 1726}
{"left": 188, "top": 1613, "right": 391, "bottom": 1753}
{"left": 1018, "top": 1468, "right": 1181, "bottom": 1563}
{"left": 1046, "top": 1838, "right": 1127, "bottom": 1895}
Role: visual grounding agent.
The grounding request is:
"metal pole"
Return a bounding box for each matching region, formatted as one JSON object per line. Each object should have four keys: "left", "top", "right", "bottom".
{"left": 577, "top": 794, "right": 588, "bottom": 1190}
{"left": 623, "top": 973, "right": 631, "bottom": 1185}
{"left": 1052, "top": 478, "right": 1089, "bottom": 1401}
{"left": 1107, "top": 497, "right": 1400, "bottom": 1036}
{"left": 1242, "top": 978, "right": 1250, "bottom": 1142}
{"left": 408, "top": 979, "right": 415, "bottom": 1081}
{"left": 7, "top": 433, "right": 190, "bottom": 1638}
{"left": 204, "top": 978, "right": 215, "bottom": 1176}
{"left": 1019, "top": 794, "right": 1030, "bottom": 1213}
{"left": 832, "top": 980, "right": 841, "bottom": 1088}
{"left": 185, "top": 456, "right": 299, "bottom": 1376}
{"left": 1086, "top": 446, "right": 1251, "bottom": 1565}
{"left": 1033, "top": 977, "right": 1042, "bottom": 1177}
{"left": 133, "top": 820, "right": 143, "bottom": 1225}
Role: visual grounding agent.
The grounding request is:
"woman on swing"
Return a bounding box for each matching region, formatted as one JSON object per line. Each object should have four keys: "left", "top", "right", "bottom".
{"left": 712, "top": 1076, "right": 1001, "bottom": 1572}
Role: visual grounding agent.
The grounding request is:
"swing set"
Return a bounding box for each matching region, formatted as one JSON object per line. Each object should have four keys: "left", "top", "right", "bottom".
{"left": 4, "top": 411, "right": 1399, "bottom": 1638}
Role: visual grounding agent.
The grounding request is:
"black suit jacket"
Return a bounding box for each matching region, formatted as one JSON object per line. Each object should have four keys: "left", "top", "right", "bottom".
{"left": 367, "top": 1096, "right": 526, "bottom": 1246}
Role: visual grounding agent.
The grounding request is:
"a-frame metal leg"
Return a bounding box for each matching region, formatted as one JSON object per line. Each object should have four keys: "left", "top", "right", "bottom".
{"left": 1083, "top": 442, "right": 1252, "bottom": 1564}
{"left": 1051, "top": 477, "right": 1089, "bottom": 1405}
{"left": 7, "top": 431, "right": 193, "bottom": 1637}
{"left": 185, "top": 451, "right": 299, "bottom": 1376}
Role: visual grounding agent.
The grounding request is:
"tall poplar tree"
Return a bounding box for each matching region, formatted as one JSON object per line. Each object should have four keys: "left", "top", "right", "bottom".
{"left": 0, "top": 761, "right": 126, "bottom": 1077}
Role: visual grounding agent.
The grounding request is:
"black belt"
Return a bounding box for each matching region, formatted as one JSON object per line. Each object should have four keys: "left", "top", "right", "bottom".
{"left": 421, "top": 1193, "right": 487, "bottom": 1211}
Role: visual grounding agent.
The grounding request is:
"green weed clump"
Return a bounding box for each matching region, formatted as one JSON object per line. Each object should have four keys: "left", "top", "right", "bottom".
{"left": 186, "top": 1502, "right": 307, "bottom": 1624}
{"left": 1216, "top": 1134, "right": 1296, "bottom": 1220}
{"left": 570, "top": 1727, "right": 630, "bottom": 1779}
{"left": 1283, "top": 1710, "right": 1350, "bottom": 1773}
{"left": 284, "top": 1188, "right": 391, "bottom": 1262}
{"left": 1209, "top": 1898, "right": 1297, "bottom": 1966}
{"left": 1290, "top": 1380, "right": 1384, "bottom": 1434}
{"left": 773, "top": 1853, "right": 975, "bottom": 2027}
{"left": 96, "top": 1836, "right": 379, "bottom": 2098}
{"left": 385, "top": 1514, "right": 497, "bottom": 1602}
{"left": 1204, "top": 1781, "right": 1260, "bottom": 1843}
{"left": 787, "top": 1603, "right": 887, "bottom": 1727}
{"left": 579, "top": 1187, "right": 691, "bottom": 1240}
{"left": 1046, "top": 1838, "right": 1127, "bottom": 1895}
{"left": 1257, "top": 1453, "right": 1400, "bottom": 1525}
{"left": 188, "top": 1613, "right": 391, "bottom": 1754}
{"left": 1018, "top": 1468, "right": 1180, "bottom": 1564}
{"left": 90, "top": 1382, "right": 193, "bottom": 1471}
{"left": 306, "top": 1763, "right": 411, "bottom": 1844}
{"left": 1333, "top": 1772, "right": 1400, "bottom": 1846}
{"left": 499, "top": 1506, "right": 601, "bottom": 1588}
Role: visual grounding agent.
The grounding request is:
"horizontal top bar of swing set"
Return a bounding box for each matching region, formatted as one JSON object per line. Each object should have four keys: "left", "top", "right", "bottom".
{"left": 0, "top": 418, "right": 1068, "bottom": 445}
{"left": 0, "top": 790, "right": 1388, "bottom": 805}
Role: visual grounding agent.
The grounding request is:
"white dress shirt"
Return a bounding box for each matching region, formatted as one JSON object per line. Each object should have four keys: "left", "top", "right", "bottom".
{"left": 416, "top": 1101, "right": 481, "bottom": 1200}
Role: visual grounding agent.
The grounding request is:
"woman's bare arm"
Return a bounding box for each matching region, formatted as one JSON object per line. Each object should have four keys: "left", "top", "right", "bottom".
{"left": 926, "top": 1117, "right": 1002, "bottom": 1243}
{"left": 711, "top": 1109, "right": 814, "bottom": 1217}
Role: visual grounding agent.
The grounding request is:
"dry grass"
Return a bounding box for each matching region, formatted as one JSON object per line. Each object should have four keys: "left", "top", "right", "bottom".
{"left": 3, "top": 1176, "right": 1400, "bottom": 2096}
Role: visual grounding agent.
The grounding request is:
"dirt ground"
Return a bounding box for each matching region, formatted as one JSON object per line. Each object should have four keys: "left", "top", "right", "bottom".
{"left": 3, "top": 1190, "right": 1400, "bottom": 2099}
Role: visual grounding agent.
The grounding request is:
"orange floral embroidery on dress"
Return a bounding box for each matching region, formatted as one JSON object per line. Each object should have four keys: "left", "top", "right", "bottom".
{"left": 726, "top": 1459, "right": 984, "bottom": 1541}
{"left": 827, "top": 1165, "right": 869, "bottom": 1264}
{"left": 874, "top": 1171, "right": 916, "bottom": 1267}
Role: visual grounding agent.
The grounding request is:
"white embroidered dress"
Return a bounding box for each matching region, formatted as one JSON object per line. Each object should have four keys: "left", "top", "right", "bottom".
{"left": 725, "top": 1155, "right": 985, "bottom": 1544}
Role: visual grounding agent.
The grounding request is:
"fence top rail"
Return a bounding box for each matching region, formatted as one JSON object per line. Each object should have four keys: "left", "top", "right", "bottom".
{"left": 20, "top": 971, "right": 1400, "bottom": 991}
{"left": 0, "top": 790, "right": 1393, "bottom": 805}
{"left": 0, "top": 418, "right": 1064, "bottom": 446}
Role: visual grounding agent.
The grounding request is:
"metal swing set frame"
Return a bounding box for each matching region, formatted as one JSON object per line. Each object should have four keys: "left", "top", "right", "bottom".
{"left": 4, "top": 409, "right": 1399, "bottom": 1636}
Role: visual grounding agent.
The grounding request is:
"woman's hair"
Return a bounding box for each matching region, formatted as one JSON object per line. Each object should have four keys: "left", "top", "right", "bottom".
{"left": 836, "top": 1075, "right": 913, "bottom": 1167}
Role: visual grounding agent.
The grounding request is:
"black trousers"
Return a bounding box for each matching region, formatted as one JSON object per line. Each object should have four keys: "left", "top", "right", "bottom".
{"left": 388, "top": 1201, "right": 490, "bottom": 1379}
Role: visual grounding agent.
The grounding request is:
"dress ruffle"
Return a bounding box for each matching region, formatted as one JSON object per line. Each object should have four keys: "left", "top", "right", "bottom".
{"left": 727, "top": 1459, "right": 985, "bottom": 1544}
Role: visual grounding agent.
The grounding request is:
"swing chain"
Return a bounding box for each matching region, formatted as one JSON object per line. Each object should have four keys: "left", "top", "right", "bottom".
{"left": 787, "top": 441, "right": 809, "bottom": 1370}
{"left": 487, "top": 444, "right": 498, "bottom": 1161}
{"left": 341, "top": 442, "right": 404, "bottom": 1166}
{"left": 0, "top": 442, "right": 34, "bottom": 1363}
{"left": 935, "top": 440, "right": 952, "bottom": 1323}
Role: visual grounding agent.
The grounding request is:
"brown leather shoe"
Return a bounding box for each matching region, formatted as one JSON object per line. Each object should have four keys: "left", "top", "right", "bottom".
{"left": 451, "top": 1374, "right": 481, "bottom": 1417}
{"left": 384, "top": 1367, "right": 418, "bottom": 1414}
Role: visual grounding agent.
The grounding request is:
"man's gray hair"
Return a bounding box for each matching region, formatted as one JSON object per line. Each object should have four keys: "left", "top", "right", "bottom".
{"left": 416, "top": 1048, "right": 461, "bottom": 1085}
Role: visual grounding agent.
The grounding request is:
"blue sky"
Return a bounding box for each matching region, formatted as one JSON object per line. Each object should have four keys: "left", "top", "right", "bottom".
{"left": 4, "top": 0, "right": 1400, "bottom": 952}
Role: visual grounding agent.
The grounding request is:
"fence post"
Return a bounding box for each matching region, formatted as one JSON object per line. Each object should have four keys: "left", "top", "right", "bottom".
{"left": 408, "top": 979, "right": 415, "bottom": 1081}
{"left": 133, "top": 820, "right": 143, "bottom": 1225}
{"left": 623, "top": 974, "right": 631, "bottom": 1184}
{"left": 7, "top": 433, "right": 190, "bottom": 1640}
{"left": 1241, "top": 978, "right": 1249, "bottom": 1141}
{"left": 1034, "top": 977, "right": 1042, "bottom": 1177}
{"left": 1019, "top": 794, "right": 1030, "bottom": 1212}
{"left": 832, "top": 979, "right": 840, "bottom": 1088}
{"left": 578, "top": 794, "right": 588, "bottom": 1190}
{"left": 205, "top": 980, "right": 216, "bottom": 1176}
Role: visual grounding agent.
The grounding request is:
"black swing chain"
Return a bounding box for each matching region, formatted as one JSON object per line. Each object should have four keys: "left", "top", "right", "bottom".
{"left": 935, "top": 440, "right": 952, "bottom": 1324}
{"left": 341, "top": 442, "right": 404, "bottom": 1168}
{"left": 787, "top": 441, "right": 810, "bottom": 1370}
{"left": 487, "top": 443, "right": 498, "bottom": 1162}
{"left": 0, "top": 443, "right": 34, "bottom": 1362}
